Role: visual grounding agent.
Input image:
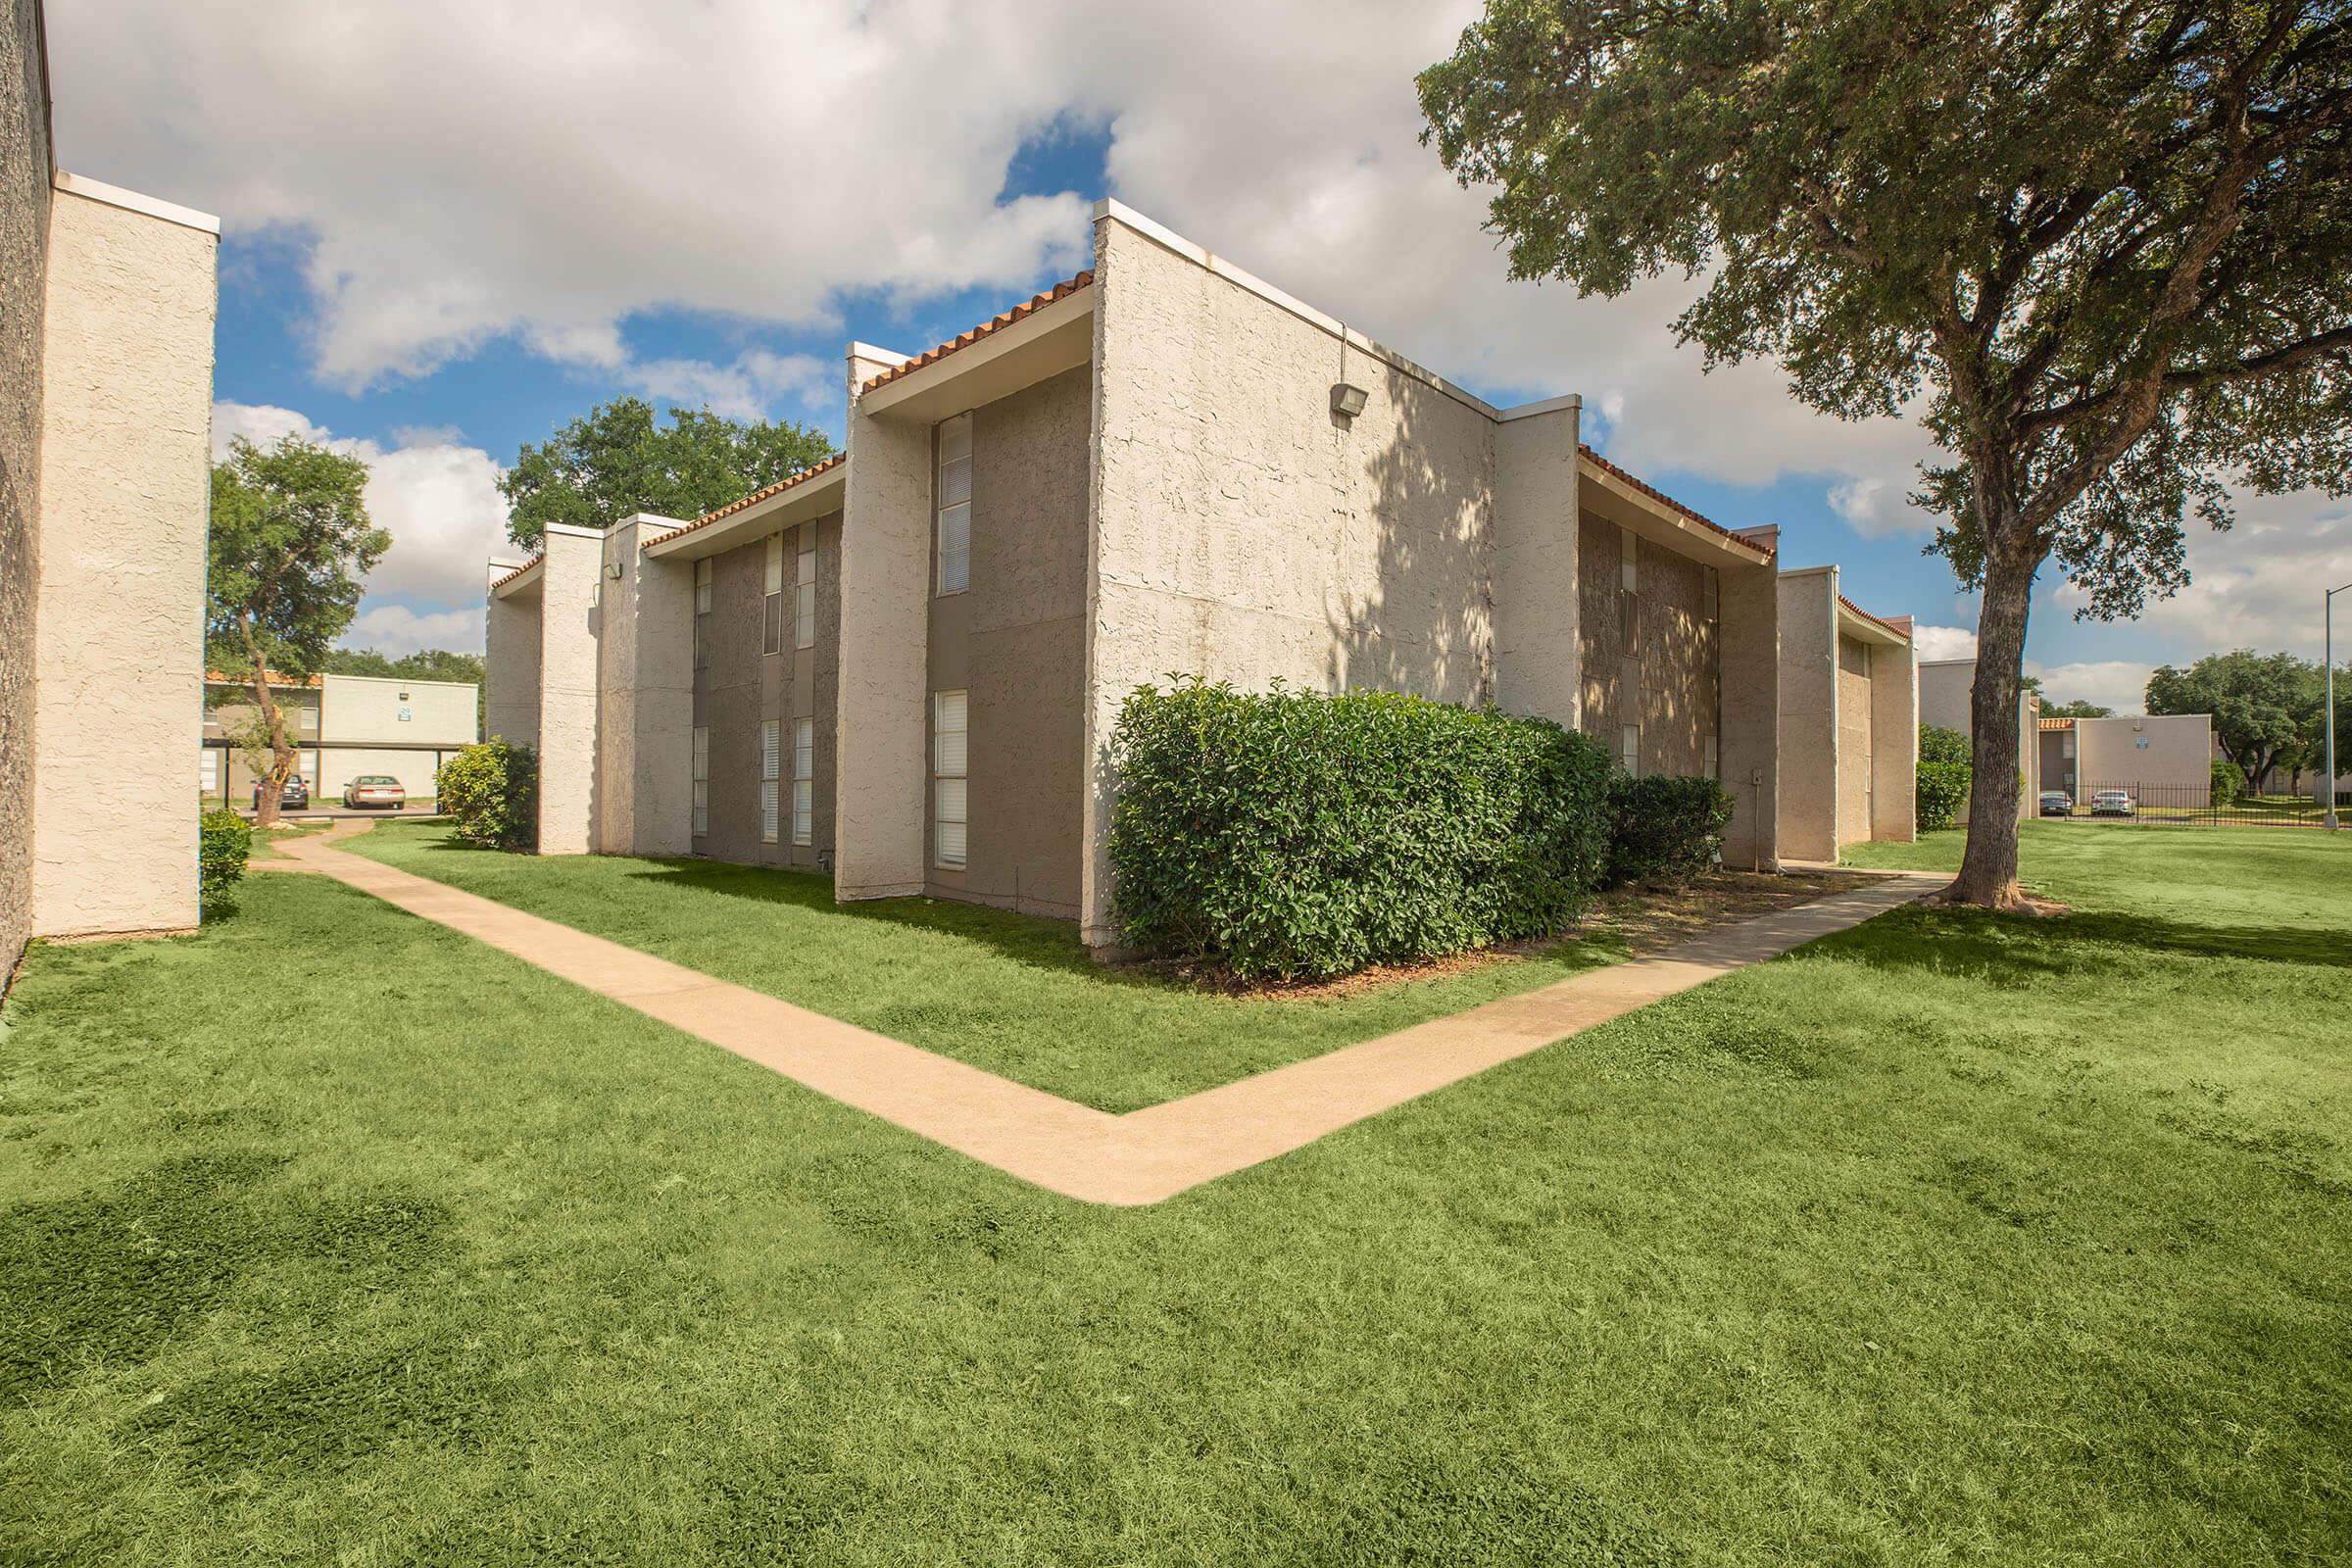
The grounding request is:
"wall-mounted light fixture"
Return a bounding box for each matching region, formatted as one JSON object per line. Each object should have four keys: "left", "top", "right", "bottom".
{"left": 1330, "top": 381, "right": 1368, "bottom": 419}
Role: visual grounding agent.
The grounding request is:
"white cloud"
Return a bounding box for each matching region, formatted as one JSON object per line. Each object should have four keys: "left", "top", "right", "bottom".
{"left": 215, "top": 401, "right": 507, "bottom": 642}
{"left": 1911, "top": 624, "right": 1980, "bottom": 662}
{"left": 343, "top": 604, "right": 486, "bottom": 658}
{"left": 2028, "top": 660, "right": 2155, "bottom": 715}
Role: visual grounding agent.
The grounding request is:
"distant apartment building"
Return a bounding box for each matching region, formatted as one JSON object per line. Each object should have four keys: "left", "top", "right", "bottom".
{"left": 2038, "top": 712, "right": 2216, "bottom": 806}
{"left": 3, "top": 0, "right": 218, "bottom": 980}
{"left": 201, "top": 672, "right": 481, "bottom": 808}
{"left": 1775, "top": 566, "right": 1917, "bottom": 861}
{"left": 491, "top": 202, "right": 1919, "bottom": 946}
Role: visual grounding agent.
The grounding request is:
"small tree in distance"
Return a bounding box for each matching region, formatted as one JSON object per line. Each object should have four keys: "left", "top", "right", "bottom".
{"left": 500, "top": 398, "right": 835, "bottom": 550}
{"left": 207, "top": 435, "right": 386, "bottom": 827}
{"left": 1421, "top": 0, "right": 2352, "bottom": 908}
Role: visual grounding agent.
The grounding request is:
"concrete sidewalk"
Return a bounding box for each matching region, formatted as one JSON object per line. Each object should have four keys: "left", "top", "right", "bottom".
{"left": 285, "top": 830, "right": 1936, "bottom": 1205}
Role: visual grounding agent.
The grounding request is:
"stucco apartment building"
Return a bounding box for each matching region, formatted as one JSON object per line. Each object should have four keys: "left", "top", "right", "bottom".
{"left": 2037, "top": 712, "right": 2216, "bottom": 806}
{"left": 201, "top": 672, "right": 481, "bottom": 808}
{"left": 2, "top": 0, "right": 218, "bottom": 984}
{"left": 1775, "top": 566, "right": 1917, "bottom": 862}
{"left": 491, "top": 201, "right": 1916, "bottom": 949}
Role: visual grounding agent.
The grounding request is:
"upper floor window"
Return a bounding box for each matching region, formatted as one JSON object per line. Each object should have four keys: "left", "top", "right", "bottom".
{"left": 763, "top": 534, "right": 785, "bottom": 656}
{"left": 936, "top": 414, "right": 971, "bottom": 596}
{"left": 694, "top": 558, "right": 713, "bottom": 669}
{"left": 796, "top": 525, "right": 817, "bottom": 649}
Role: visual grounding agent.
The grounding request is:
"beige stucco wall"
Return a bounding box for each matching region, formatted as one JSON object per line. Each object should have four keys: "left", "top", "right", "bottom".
{"left": 835, "top": 347, "right": 933, "bottom": 900}
{"left": 1, "top": 0, "right": 48, "bottom": 980}
{"left": 1493, "top": 402, "right": 1582, "bottom": 724}
{"left": 484, "top": 567, "right": 542, "bottom": 750}
{"left": 1081, "top": 212, "right": 1498, "bottom": 943}
{"left": 322, "top": 671, "right": 476, "bottom": 746}
{"left": 1717, "top": 561, "right": 1780, "bottom": 870}
{"left": 533, "top": 525, "right": 602, "bottom": 855}
{"left": 2075, "top": 713, "right": 2213, "bottom": 803}
{"left": 1835, "top": 635, "right": 1875, "bottom": 843}
{"left": 1869, "top": 633, "right": 1916, "bottom": 841}
{"left": 1918, "top": 660, "right": 1972, "bottom": 735}
{"left": 924, "top": 366, "right": 1090, "bottom": 917}
{"left": 595, "top": 515, "right": 693, "bottom": 857}
{"left": 31, "top": 178, "right": 216, "bottom": 937}
{"left": 1775, "top": 567, "right": 1839, "bottom": 862}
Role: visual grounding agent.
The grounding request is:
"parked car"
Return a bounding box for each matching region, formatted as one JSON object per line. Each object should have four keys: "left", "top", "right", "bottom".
{"left": 2089, "top": 789, "right": 2136, "bottom": 817}
{"left": 254, "top": 774, "right": 309, "bottom": 810}
{"left": 2038, "top": 791, "right": 2074, "bottom": 817}
{"left": 341, "top": 774, "right": 408, "bottom": 810}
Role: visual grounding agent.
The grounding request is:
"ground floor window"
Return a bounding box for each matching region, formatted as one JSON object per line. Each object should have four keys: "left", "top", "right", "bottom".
{"left": 792, "top": 718, "right": 813, "bottom": 845}
{"left": 200, "top": 749, "right": 219, "bottom": 794}
{"left": 1620, "top": 724, "right": 1641, "bottom": 778}
{"left": 692, "top": 725, "right": 710, "bottom": 837}
{"left": 933, "top": 690, "right": 967, "bottom": 869}
{"left": 760, "top": 718, "right": 781, "bottom": 844}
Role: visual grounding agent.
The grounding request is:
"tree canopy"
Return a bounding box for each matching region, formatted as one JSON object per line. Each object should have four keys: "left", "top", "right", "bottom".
{"left": 2042, "top": 699, "right": 2118, "bottom": 719}
{"left": 320, "top": 647, "right": 485, "bottom": 687}
{"left": 1421, "top": 0, "right": 2351, "bottom": 905}
{"left": 500, "top": 398, "right": 835, "bottom": 549}
{"left": 2148, "top": 648, "right": 2342, "bottom": 787}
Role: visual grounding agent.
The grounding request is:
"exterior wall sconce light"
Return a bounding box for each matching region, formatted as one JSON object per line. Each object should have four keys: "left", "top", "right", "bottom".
{"left": 1330, "top": 381, "right": 1368, "bottom": 418}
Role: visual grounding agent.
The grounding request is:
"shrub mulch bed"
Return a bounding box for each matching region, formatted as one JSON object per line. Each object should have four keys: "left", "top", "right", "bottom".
{"left": 1131, "top": 867, "right": 1880, "bottom": 1002}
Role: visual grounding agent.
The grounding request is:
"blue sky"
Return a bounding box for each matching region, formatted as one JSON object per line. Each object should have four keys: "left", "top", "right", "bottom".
{"left": 67, "top": 0, "right": 2347, "bottom": 712}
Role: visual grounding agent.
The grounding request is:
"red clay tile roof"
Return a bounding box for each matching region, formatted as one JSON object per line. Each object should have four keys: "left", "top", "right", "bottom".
{"left": 1577, "top": 445, "right": 1776, "bottom": 559}
{"left": 646, "top": 453, "right": 848, "bottom": 548}
{"left": 204, "top": 669, "right": 323, "bottom": 687}
{"left": 489, "top": 554, "right": 543, "bottom": 592}
{"left": 859, "top": 271, "right": 1096, "bottom": 396}
{"left": 1838, "top": 594, "right": 1912, "bottom": 641}
{"left": 2037, "top": 716, "right": 2077, "bottom": 731}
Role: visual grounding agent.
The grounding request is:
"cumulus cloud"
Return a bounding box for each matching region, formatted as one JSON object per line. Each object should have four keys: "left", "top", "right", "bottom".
{"left": 215, "top": 401, "right": 507, "bottom": 646}
{"left": 2029, "top": 660, "right": 2156, "bottom": 715}
{"left": 343, "top": 603, "right": 486, "bottom": 659}
{"left": 1910, "top": 624, "right": 1980, "bottom": 662}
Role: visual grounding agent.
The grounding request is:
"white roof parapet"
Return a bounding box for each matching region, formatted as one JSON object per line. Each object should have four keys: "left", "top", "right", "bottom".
{"left": 54, "top": 172, "right": 220, "bottom": 235}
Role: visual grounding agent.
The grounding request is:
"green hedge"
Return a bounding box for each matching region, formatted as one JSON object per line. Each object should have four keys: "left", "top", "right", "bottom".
{"left": 1108, "top": 679, "right": 1614, "bottom": 980}
{"left": 1605, "top": 773, "right": 1735, "bottom": 887}
{"left": 1919, "top": 722, "right": 1970, "bottom": 766}
{"left": 198, "top": 808, "right": 252, "bottom": 918}
{"left": 1917, "top": 760, "right": 1972, "bottom": 831}
{"left": 437, "top": 740, "right": 539, "bottom": 851}
{"left": 2210, "top": 758, "right": 2243, "bottom": 806}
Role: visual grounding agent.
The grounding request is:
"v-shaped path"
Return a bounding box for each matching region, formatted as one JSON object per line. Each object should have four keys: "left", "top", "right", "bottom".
{"left": 282, "top": 830, "right": 1936, "bottom": 1205}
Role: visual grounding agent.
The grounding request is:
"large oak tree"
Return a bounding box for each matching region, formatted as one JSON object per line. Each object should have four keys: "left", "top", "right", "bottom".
{"left": 500, "top": 398, "right": 835, "bottom": 550}
{"left": 1421, "top": 0, "right": 2351, "bottom": 906}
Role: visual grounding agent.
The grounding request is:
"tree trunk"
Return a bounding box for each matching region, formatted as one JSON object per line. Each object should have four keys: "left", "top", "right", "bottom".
{"left": 241, "top": 626, "right": 294, "bottom": 829}
{"left": 1949, "top": 539, "right": 2036, "bottom": 908}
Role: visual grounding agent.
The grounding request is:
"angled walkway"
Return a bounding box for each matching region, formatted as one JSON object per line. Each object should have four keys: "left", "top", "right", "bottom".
{"left": 283, "top": 831, "right": 1936, "bottom": 1205}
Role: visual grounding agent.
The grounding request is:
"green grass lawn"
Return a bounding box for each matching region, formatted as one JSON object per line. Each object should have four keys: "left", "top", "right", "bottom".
{"left": 345, "top": 820, "right": 1637, "bottom": 1112}
{"left": 3, "top": 826, "right": 2346, "bottom": 1564}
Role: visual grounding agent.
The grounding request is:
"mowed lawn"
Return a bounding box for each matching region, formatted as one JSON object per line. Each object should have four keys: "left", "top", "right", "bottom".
{"left": 0, "top": 828, "right": 2344, "bottom": 1563}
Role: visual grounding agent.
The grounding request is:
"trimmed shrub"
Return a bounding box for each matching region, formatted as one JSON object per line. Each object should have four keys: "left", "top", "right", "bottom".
{"left": 437, "top": 740, "right": 539, "bottom": 851}
{"left": 2210, "top": 758, "right": 2244, "bottom": 806}
{"left": 1108, "top": 679, "right": 1614, "bottom": 981}
{"left": 1604, "top": 773, "right": 1735, "bottom": 888}
{"left": 1917, "top": 760, "right": 1972, "bottom": 832}
{"left": 199, "top": 808, "right": 252, "bottom": 918}
{"left": 1918, "top": 722, "right": 1970, "bottom": 766}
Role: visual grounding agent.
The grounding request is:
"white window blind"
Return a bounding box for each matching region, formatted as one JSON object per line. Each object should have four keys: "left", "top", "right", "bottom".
{"left": 792, "top": 717, "right": 813, "bottom": 845}
{"left": 200, "top": 749, "right": 219, "bottom": 791}
{"left": 933, "top": 689, "right": 968, "bottom": 868}
{"left": 936, "top": 415, "right": 971, "bottom": 596}
{"left": 1620, "top": 724, "right": 1641, "bottom": 779}
{"left": 760, "top": 718, "right": 781, "bottom": 843}
{"left": 763, "top": 535, "right": 785, "bottom": 656}
{"left": 692, "top": 725, "right": 710, "bottom": 837}
{"left": 795, "top": 526, "right": 817, "bottom": 649}
{"left": 695, "top": 557, "right": 713, "bottom": 613}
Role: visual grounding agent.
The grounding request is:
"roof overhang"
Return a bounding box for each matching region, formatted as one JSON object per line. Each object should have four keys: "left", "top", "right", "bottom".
{"left": 1837, "top": 598, "right": 1911, "bottom": 648}
{"left": 1576, "top": 452, "right": 1775, "bottom": 571}
{"left": 858, "top": 282, "right": 1096, "bottom": 424}
{"left": 644, "top": 462, "right": 848, "bottom": 563}
{"left": 489, "top": 558, "right": 542, "bottom": 601}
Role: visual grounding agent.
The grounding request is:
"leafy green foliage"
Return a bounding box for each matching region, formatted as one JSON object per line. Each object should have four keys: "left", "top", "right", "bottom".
{"left": 2150, "top": 649, "right": 2328, "bottom": 790}
{"left": 206, "top": 437, "right": 385, "bottom": 683}
{"left": 2212, "top": 759, "right": 2246, "bottom": 807}
{"left": 500, "top": 398, "right": 835, "bottom": 549}
{"left": 197, "top": 808, "right": 252, "bottom": 917}
{"left": 1917, "top": 762, "right": 1974, "bottom": 833}
{"left": 435, "top": 741, "right": 538, "bottom": 851}
{"left": 1107, "top": 679, "right": 1614, "bottom": 980}
{"left": 1918, "top": 724, "right": 1972, "bottom": 767}
{"left": 320, "top": 648, "right": 484, "bottom": 686}
{"left": 2044, "top": 699, "right": 2115, "bottom": 719}
{"left": 1604, "top": 774, "right": 1735, "bottom": 888}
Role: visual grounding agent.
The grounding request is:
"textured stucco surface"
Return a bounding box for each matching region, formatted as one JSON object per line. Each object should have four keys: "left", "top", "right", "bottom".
{"left": 1577, "top": 516, "right": 1720, "bottom": 778}
{"left": 596, "top": 516, "right": 693, "bottom": 857}
{"left": 1870, "top": 637, "right": 1917, "bottom": 841}
{"left": 1493, "top": 407, "right": 1581, "bottom": 724}
{"left": 1917, "top": 660, "right": 1972, "bottom": 735}
{"left": 31, "top": 183, "right": 215, "bottom": 937}
{"left": 2075, "top": 713, "right": 2213, "bottom": 802}
{"left": 484, "top": 577, "right": 541, "bottom": 749}
{"left": 1836, "top": 635, "right": 1875, "bottom": 844}
{"left": 924, "top": 366, "right": 1089, "bottom": 917}
{"left": 323, "top": 671, "right": 476, "bottom": 745}
{"left": 1776, "top": 568, "right": 1839, "bottom": 863}
{"left": 533, "top": 527, "right": 601, "bottom": 855}
{"left": 1716, "top": 563, "right": 1780, "bottom": 870}
{"left": 0, "top": 0, "right": 48, "bottom": 979}
{"left": 835, "top": 350, "right": 933, "bottom": 900}
{"left": 1081, "top": 216, "right": 1498, "bottom": 942}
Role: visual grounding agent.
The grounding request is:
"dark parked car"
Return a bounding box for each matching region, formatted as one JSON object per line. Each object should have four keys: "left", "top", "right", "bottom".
{"left": 2038, "top": 791, "right": 2074, "bottom": 817}
{"left": 254, "top": 774, "right": 309, "bottom": 810}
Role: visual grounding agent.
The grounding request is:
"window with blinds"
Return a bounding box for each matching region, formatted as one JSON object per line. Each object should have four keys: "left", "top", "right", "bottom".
{"left": 795, "top": 526, "right": 817, "bottom": 648}
{"left": 763, "top": 535, "right": 785, "bottom": 656}
{"left": 933, "top": 689, "right": 967, "bottom": 868}
{"left": 760, "top": 718, "right": 781, "bottom": 843}
{"left": 1620, "top": 724, "right": 1642, "bottom": 778}
{"left": 792, "top": 717, "right": 813, "bottom": 845}
{"left": 693, "top": 558, "right": 712, "bottom": 669}
{"left": 691, "top": 725, "right": 710, "bottom": 836}
{"left": 936, "top": 415, "right": 970, "bottom": 596}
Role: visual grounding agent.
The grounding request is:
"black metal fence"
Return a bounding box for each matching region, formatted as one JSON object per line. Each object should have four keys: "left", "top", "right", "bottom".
{"left": 2041, "top": 780, "right": 2333, "bottom": 829}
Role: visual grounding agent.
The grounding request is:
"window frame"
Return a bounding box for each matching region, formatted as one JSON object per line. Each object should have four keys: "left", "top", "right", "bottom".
{"left": 691, "top": 724, "right": 710, "bottom": 838}
{"left": 762, "top": 534, "right": 785, "bottom": 657}
{"left": 935, "top": 414, "right": 971, "bottom": 597}
{"left": 792, "top": 717, "right": 814, "bottom": 846}
{"left": 760, "top": 717, "right": 781, "bottom": 844}
{"left": 932, "top": 689, "right": 968, "bottom": 870}
{"left": 795, "top": 525, "right": 817, "bottom": 650}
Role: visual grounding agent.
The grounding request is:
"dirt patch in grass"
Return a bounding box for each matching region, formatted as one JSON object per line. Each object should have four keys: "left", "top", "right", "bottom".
{"left": 1129, "top": 868, "right": 1879, "bottom": 1002}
